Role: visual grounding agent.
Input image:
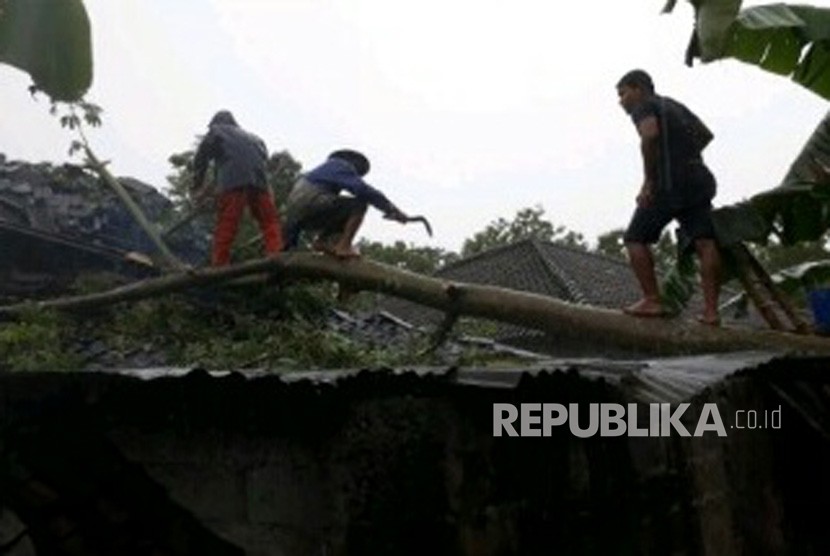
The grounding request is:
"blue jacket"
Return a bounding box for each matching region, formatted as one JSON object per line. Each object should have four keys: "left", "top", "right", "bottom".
{"left": 304, "top": 158, "right": 395, "bottom": 213}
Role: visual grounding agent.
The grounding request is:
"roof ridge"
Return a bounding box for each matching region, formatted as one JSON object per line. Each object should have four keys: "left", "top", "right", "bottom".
{"left": 537, "top": 238, "right": 631, "bottom": 268}
{"left": 529, "top": 240, "right": 588, "bottom": 304}
{"left": 435, "top": 238, "right": 537, "bottom": 276}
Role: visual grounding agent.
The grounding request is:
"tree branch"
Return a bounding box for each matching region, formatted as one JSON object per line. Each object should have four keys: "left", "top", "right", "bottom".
{"left": 1, "top": 253, "right": 829, "bottom": 356}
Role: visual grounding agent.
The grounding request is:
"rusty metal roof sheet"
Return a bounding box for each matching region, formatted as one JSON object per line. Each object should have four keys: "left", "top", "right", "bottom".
{"left": 97, "top": 350, "right": 783, "bottom": 404}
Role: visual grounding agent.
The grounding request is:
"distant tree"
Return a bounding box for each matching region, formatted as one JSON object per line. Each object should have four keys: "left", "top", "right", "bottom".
{"left": 267, "top": 151, "right": 302, "bottom": 210}
{"left": 462, "top": 205, "right": 587, "bottom": 257}
{"left": 595, "top": 229, "right": 627, "bottom": 260}
{"left": 356, "top": 239, "right": 459, "bottom": 274}
{"left": 595, "top": 228, "right": 677, "bottom": 276}
{"left": 166, "top": 148, "right": 198, "bottom": 209}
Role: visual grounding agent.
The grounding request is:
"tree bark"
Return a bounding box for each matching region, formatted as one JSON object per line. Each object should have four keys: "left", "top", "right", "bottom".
{"left": 2, "top": 252, "right": 829, "bottom": 356}
{"left": 84, "top": 146, "right": 186, "bottom": 271}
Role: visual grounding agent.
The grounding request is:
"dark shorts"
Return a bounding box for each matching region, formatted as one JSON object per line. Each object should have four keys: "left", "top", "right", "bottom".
{"left": 300, "top": 195, "right": 366, "bottom": 240}
{"left": 285, "top": 180, "right": 367, "bottom": 241}
{"left": 623, "top": 199, "right": 716, "bottom": 246}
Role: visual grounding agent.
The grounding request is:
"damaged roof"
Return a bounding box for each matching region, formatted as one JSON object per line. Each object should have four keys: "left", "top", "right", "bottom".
{"left": 0, "top": 155, "right": 209, "bottom": 297}
{"left": 377, "top": 240, "right": 682, "bottom": 351}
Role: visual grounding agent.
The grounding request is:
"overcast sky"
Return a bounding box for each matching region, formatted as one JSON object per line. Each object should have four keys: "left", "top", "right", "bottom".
{"left": 1, "top": 0, "right": 828, "bottom": 252}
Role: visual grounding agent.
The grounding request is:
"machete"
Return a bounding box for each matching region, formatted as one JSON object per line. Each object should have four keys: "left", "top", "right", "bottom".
{"left": 386, "top": 213, "right": 433, "bottom": 237}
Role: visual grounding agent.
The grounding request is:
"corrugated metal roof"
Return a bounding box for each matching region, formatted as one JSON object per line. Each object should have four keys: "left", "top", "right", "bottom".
{"left": 97, "top": 350, "right": 782, "bottom": 404}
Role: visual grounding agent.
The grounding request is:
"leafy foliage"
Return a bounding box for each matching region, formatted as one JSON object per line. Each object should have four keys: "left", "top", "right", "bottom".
{"left": 659, "top": 249, "right": 698, "bottom": 316}
{"left": 751, "top": 231, "right": 830, "bottom": 273}
{"left": 267, "top": 150, "right": 303, "bottom": 211}
{"left": 595, "top": 228, "right": 678, "bottom": 277}
{"left": 0, "top": 0, "right": 92, "bottom": 101}
{"left": 670, "top": 1, "right": 830, "bottom": 101}
{"left": 356, "top": 239, "right": 460, "bottom": 274}
{"left": 725, "top": 4, "right": 830, "bottom": 100}
{"left": 0, "top": 308, "right": 83, "bottom": 372}
{"left": 706, "top": 110, "right": 830, "bottom": 254}
{"left": 666, "top": 0, "right": 743, "bottom": 63}
{"left": 56, "top": 278, "right": 444, "bottom": 372}
{"left": 461, "top": 205, "right": 587, "bottom": 257}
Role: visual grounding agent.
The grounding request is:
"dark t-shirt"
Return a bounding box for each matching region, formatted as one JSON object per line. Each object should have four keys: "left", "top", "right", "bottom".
{"left": 630, "top": 95, "right": 716, "bottom": 207}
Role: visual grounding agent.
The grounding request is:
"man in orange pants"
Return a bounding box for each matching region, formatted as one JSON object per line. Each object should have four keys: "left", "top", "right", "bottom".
{"left": 192, "top": 110, "right": 283, "bottom": 266}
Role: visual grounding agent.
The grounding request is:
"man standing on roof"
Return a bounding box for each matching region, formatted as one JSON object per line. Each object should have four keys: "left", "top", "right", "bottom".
{"left": 616, "top": 69, "right": 722, "bottom": 325}
{"left": 192, "top": 110, "right": 283, "bottom": 266}
{"left": 282, "top": 149, "right": 409, "bottom": 258}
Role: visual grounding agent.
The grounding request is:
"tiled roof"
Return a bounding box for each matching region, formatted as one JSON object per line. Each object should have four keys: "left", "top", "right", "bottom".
{"left": 377, "top": 240, "right": 648, "bottom": 351}
{"left": 531, "top": 241, "right": 641, "bottom": 306}
{"left": 0, "top": 157, "right": 209, "bottom": 263}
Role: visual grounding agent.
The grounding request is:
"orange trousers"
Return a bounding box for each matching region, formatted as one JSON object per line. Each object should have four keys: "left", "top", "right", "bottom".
{"left": 212, "top": 188, "right": 283, "bottom": 266}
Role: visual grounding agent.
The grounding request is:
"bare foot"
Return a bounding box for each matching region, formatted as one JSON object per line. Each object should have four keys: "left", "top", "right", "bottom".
{"left": 623, "top": 298, "right": 666, "bottom": 318}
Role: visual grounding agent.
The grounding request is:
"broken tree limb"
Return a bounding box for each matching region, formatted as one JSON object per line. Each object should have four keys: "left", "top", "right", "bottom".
{"left": 82, "top": 145, "right": 186, "bottom": 272}
{"left": 1, "top": 253, "right": 830, "bottom": 356}
{"left": 422, "top": 283, "right": 463, "bottom": 354}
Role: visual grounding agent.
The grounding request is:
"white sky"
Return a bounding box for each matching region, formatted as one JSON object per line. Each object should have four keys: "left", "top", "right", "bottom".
{"left": 1, "top": 0, "right": 828, "bottom": 252}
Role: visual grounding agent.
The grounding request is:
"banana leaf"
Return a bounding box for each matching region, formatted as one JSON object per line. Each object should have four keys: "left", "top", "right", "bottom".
{"left": 674, "top": 1, "right": 830, "bottom": 100}
{"left": 726, "top": 4, "right": 830, "bottom": 99}
{"left": 749, "top": 109, "right": 830, "bottom": 244}
{"left": 0, "top": 0, "right": 92, "bottom": 101}
{"left": 661, "top": 0, "right": 744, "bottom": 62}
{"left": 719, "top": 258, "right": 830, "bottom": 317}
{"left": 659, "top": 247, "right": 698, "bottom": 316}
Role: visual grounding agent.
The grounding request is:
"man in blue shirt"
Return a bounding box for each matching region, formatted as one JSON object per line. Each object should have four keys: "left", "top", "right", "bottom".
{"left": 617, "top": 69, "right": 722, "bottom": 325}
{"left": 283, "top": 149, "right": 408, "bottom": 258}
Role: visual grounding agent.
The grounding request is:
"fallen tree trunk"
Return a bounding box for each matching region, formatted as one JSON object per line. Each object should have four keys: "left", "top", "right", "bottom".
{"left": 1, "top": 253, "right": 829, "bottom": 356}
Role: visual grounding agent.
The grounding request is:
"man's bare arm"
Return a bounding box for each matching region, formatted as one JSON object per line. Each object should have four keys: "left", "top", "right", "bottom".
{"left": 636, "top": 115, "right": 660, "bottom": 206}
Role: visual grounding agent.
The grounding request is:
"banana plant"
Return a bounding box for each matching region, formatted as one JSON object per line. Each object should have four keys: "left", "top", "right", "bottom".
{"left": 720, "top": 258, "right": 830, "bottom": 318}
{"left": 696, "top": 112, "right": 830, "bottom": 317}
{"left": 667, "top": 1, "right": 830, "bottom": 101}
{"left": 662, "top": 0, "right": 744, "bottom": 63}
{"left": 0, "top": 0, "right": 92, "bottom": 101}
{"left": 657, "top": 2, "right": 830, "bottom": 315}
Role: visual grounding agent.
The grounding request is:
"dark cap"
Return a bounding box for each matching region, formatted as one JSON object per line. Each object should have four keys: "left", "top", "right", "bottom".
{"left": 209, "top": 110, "right": 238, "bottom": 127}
{"left": 328, "top": 149, "right": 370, "bottom": 177}
{"left": 616, "top": 69, "right": 654, "bottom": 93}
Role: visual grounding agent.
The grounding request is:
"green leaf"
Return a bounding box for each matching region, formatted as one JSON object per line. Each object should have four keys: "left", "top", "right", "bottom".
{"left": 708, "top": 110, "right": 830, "bottom": 252}
{"left": 711, "top": 202, "right": 772, "bottom": 246}
{"left": 0, "top": 0, "right": 92, "bottom": 101}
{"left": 695, "top": 0, "right": 744, "bottom": 61}
{"left": 659, "top": 248, "right": 697, "bottom": 315}
{"left": 724, "top": 259, "right": 830, "bottom": 314}
{"left": 682, "top": 3, "right": 830, "bottom": 101}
